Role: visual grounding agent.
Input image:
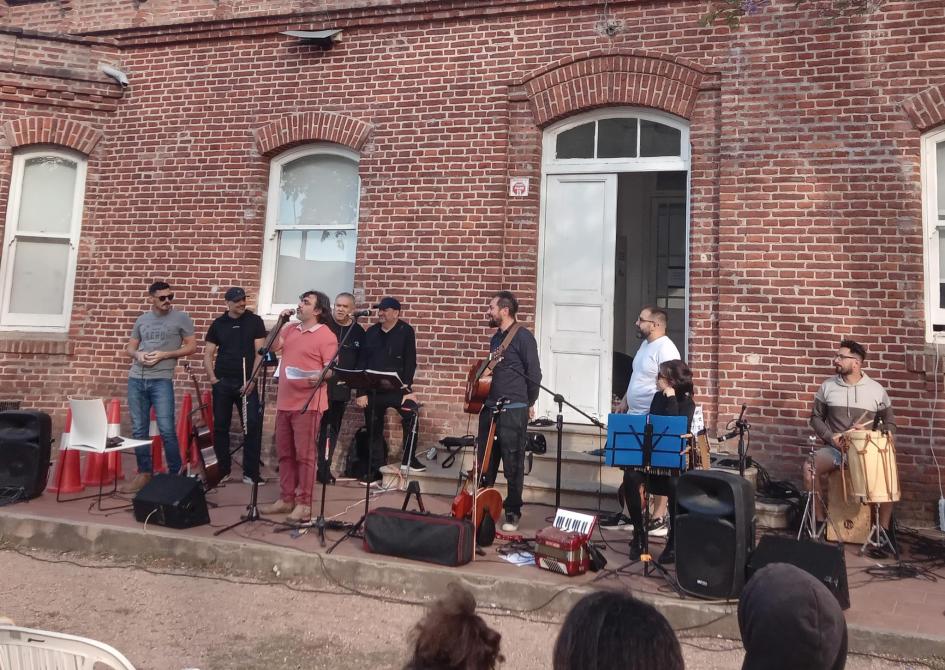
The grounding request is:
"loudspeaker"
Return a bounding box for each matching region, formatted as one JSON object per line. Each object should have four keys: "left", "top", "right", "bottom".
{"left": 748, "top": 535, "right": 850, "bottom": 609}
{"left": 675, "top": 469, "right": 755, "bottom": 599}
{"left": 132, "top": 474, "right": 209, "bottom": 529}
{"left": 0, "top": 410, "right": 52, "bottom": 499}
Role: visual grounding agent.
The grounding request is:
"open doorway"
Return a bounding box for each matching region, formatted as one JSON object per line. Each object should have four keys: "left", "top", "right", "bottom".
{"left": 612, "top": 171, "right": 688, "bottom": 400}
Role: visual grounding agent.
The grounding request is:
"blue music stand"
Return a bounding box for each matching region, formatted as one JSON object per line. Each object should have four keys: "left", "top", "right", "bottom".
{"left": 605, "top": 414, "right": 688, "bottom": 471}
{"left": 648, "top": 415, "right": 689, "bottom": 472}
{"left": 605, "top": 414, "right": 647, "bottom": 467}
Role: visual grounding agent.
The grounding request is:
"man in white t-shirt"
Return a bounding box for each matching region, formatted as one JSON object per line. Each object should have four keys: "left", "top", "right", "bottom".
{"left": 615, "top": 306, "right": 681, "bottom": 415}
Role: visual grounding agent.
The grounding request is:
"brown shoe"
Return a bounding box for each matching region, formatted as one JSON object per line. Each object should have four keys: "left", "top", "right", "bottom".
{"left": 258, "top": 499, "right": 294, "bottom": 515}
{"left": 286, "top": 504, "right": 312, "bottom": 523}
{"left": 120, "top": 473, "right": 152, "bottom": 494}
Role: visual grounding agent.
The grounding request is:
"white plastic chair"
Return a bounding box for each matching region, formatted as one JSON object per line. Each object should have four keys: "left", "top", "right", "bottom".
{"left": 0, "top": 624, "right": 136, "bottom": 669}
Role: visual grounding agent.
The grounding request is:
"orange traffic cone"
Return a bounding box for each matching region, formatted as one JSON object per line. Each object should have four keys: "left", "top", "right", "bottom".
{"left": 49, "top": 408, "right": 84, "bottom": 494}
{"left": 105, "top": 399, "right": 125, "bottom": 481}
{"left": 149, "top": 407, "right": 166, "bottom": 474}
{"left": 177, "top": 393, "right": 194, "bottom": 468}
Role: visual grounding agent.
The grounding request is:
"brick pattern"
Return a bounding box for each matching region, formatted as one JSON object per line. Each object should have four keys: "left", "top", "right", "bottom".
{"left": 254, "top": 112, "right": 374, "bottom": 155}
{"left": 1, "top": 0, "right": 945, "bottom": 523}
{"left": 3, "top": 116, "right": 103, "bottom": 154}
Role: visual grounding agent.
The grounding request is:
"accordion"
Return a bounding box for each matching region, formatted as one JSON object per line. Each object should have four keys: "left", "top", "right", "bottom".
{"left": 535, "top": 526, "right": 589, "bottom": 576}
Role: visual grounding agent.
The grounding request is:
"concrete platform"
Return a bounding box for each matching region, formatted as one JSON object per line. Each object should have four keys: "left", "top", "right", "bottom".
{"left": 1, "top": 469, "right": 944, "bottom": 664}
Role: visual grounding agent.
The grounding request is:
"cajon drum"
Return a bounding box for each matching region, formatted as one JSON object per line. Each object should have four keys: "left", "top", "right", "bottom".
{"left": 826, "top": 469, "right": 871, "bottom": 544}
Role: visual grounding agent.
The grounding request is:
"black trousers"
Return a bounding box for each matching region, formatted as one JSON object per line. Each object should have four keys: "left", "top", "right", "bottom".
{"left": 477, "top": 405, "right": 528, "bottom": 516}
{"left": 622, "top": 469, "right": 677, "bottom": 550}
{"left": 363, "top": 390, "right": 419, "bottom": 474}
{"left": 316, "top": 398, "right": 348, "bottom": 478}
{"left": 211, "top": 378, "right": 262, "bottom": 479}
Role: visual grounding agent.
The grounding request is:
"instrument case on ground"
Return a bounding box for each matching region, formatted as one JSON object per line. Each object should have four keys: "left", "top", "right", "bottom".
{"left": 535, "top": 526, "right": 589, "bottom": 576}
{"left": 364, "top": 507, "right": 474, "bottom": 567}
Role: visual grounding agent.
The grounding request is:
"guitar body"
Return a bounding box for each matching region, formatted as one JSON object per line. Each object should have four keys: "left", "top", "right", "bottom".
{"left": 463, "top": 359, "right": 492, "bottom": 414}
{"left": 193, "top": 425, "right": 221, "bottom": 490}
{"left": 451, "top": 489, "right": 472, "bottom": 520}
{"left": 474, "top": 488, "right": 503, "bottom": 527}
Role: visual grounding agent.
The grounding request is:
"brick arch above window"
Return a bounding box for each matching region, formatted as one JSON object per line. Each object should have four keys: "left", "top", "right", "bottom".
{"left": 3, "top": 117, "right": 102, "bottom": 155}
{"left": 516, "top": 50, "right": 721, "bottom": 127}
{"left": 254, "top": 112, "right": 374, "bottom": 156}
{"left": 902, "top": 84, "right": 945, "bottom": 132}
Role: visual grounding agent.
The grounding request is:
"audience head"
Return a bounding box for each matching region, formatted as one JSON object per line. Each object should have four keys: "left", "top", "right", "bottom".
{"left": 404, "top": 583, "right": 504, "bottom": 670}
{"left": 738, "top": 563, "right": 848, "bottom": 670}
{"left": 553, "top": 590, "right": 683, "bottom": 670}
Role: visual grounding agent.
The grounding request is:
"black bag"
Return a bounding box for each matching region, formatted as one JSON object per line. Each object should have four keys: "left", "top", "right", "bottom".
{"left": 343, "top": 426, "right": 387, "bottom": 479}
{"left": 364, "top": 507, "right": 474, "bottom": 566}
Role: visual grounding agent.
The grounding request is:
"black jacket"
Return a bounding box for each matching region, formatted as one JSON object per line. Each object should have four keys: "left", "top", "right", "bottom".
{"left": 648, "top": 391, "right": 695, "bottom": 431}
{"left": 487, "top": 324, "right": 541, "bottom": 406}
{"left": 357, "top": 319, "right": 417, "bottom": 395}
{"left": 326, "top": 317, "right": 365, "bottom": 402}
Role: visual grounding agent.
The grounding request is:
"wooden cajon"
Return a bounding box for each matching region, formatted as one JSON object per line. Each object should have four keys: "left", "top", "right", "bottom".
{"left": 826, "top": 469, "right": 871, "bottom": 543}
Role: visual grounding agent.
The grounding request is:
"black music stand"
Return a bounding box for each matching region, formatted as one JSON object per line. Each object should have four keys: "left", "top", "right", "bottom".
{"left": 327, "top": 368, "right": 406, "bottom": 554}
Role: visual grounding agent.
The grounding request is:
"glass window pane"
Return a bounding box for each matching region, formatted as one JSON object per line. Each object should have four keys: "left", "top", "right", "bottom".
{"left": 9, "top": 239, "right": 69, "bottom": 314}
{"left": 555, "top": 122, "right": 595, "bottom": 159}
{"left": 278, "top": 154, "right": 359, "bottom": 227}
{"left": 272, "top": 229, "right": 356, "bottom": 304}
{"left": 18, "top": 156, "right": 78, "bottom": 235}
{"left": 937, "top": 142, "right": 945, "bottom": 218}
{"left": 640, "top": 120, "right": 681, "bottom": 157}
{"left": 597, "top": 118, "right": 637, "bottom": 158}
{"left": 938, "top": 226, "right": 945, "bottom": 310}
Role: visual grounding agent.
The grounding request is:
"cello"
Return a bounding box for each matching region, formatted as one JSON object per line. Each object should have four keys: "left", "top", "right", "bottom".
{"left": 451, "top": 400, "right": 506, "bottom": 546}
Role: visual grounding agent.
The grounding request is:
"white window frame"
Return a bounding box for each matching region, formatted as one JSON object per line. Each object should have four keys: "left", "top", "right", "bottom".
{"left": 922, "top": 127, "right": 945, "bottom": 340}
{"left": 0, "top": 147, "right": 87, "bottom": 332}
{"left": 258, "top": 143, "right": 361, "bottom": 318}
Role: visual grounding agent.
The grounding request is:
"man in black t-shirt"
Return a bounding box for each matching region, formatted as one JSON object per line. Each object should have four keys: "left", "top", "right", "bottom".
{"left": 203, "top": 287, "right": 268, "bottom": 484}
{"left": 316, "top": 292, "right": 365, "bottom": 483}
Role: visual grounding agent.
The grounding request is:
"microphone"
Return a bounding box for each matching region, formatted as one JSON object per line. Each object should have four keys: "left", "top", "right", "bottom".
{"left": 353, "top": 309, "right": 372, "bottom": 317}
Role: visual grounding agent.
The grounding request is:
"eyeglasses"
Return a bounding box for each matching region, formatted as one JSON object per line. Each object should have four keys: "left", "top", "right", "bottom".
{"left": 636, "top": 318, "right": 657, "bottom": 325}
{"left": 155, "top": 294, "right": 174, "bottom": 302}
{"left": 834, "top": 354, "right": 858, "bottom": 361}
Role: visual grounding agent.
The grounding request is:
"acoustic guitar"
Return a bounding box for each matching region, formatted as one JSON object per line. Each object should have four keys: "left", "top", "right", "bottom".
{"left": 463, "top": 356, "right": 493, "bottom": 414}
{"left": 183, "top": 362, "right": 221, "bottom": 490}
{"left": 451, "top": 403, "right": 504, "bottom": 546}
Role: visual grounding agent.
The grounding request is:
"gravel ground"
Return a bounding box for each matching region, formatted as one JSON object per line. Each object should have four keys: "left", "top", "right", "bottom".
{"left": 0, "top": 547, "right": 934, "bottom": 670}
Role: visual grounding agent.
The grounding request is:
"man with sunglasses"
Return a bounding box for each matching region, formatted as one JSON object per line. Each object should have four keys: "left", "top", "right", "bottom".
{"left": 805, "top": 339, "right": 896, "bottom": 543}
{"left": 123, "top": 281, "right": 197, "bottom": 493}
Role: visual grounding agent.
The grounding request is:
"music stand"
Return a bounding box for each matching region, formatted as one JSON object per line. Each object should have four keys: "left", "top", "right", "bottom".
{"left": 327, "top": 367, "right": 406, "bottom": 554}
{"left": 605, "top": 413, "right": 687, "bottom": 586}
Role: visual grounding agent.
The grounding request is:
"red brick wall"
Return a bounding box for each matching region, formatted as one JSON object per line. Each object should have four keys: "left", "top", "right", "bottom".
{"left": 2, "top": 0, "right": 945, "bottom": 523}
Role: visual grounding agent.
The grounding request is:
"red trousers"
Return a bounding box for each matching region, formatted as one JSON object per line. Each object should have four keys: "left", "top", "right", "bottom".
{"left": 274, "top": 409, "right": 321, "bottom": 506}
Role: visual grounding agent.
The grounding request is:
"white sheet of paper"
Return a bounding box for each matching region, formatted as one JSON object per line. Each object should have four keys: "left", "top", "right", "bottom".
{"left": 500, "top": 551, "right": 534, "bottom": 567}
{"left": 285, "top": 366, "right": 322, "bottom": 380}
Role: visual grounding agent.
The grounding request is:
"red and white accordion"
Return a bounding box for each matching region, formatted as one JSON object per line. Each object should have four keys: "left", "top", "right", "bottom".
{"left": 534, "top": 509, "right": 597, "bottom": 576}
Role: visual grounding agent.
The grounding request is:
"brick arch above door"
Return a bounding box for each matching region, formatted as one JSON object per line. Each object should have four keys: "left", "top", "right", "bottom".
{"left": 514, "top": 50, "right": 721, "bottom": 127}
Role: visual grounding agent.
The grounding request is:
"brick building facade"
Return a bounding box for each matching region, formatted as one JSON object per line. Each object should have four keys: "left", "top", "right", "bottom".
{"left": 1, "top": 0, "right": 944, "bottom": 523}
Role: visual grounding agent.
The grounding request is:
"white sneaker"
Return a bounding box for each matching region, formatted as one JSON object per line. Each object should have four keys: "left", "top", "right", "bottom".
{"left": 648, "top": 517, "right": 669, "bottom": 537}
{"left": 501, "top": 513, "right": 521, "bottom": 532}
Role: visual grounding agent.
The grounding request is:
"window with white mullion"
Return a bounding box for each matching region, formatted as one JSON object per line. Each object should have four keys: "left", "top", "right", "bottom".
{"left": 0, "top": 149, "right": 86, "bottom": 331}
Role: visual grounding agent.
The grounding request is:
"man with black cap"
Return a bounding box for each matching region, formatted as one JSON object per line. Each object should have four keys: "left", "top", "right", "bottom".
{"left": 203, "top": 287, "right": 267, "bottom": 484}
{"left": 355, "top": 296, "right": 422, "bottom": 484}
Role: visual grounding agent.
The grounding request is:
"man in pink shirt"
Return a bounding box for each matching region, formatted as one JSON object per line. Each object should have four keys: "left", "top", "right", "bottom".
{"left": 259, "top": 290, "right": 338, "bottom": 523}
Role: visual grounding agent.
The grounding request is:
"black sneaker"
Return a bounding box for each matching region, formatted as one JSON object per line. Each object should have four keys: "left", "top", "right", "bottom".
{"left": 600, "top": 513, "right": 633, "bottom": 531}
{"left": 241, "top": 474, "right": 266, "bottom": 485}
{"left": 629, "top": 536, "right": 644, "bottom": 561}
{"left": 657, "top": 547, "right": 675, "bottom": 565}
{"left": 403, "top": 457, "right": 426, "bottom": 473}
{"left": 358, "top": 473, "right": 382, "bottom": 487}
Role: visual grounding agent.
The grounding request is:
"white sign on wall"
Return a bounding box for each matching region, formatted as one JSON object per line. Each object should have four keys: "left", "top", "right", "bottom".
{"left": 509, "top": 177, "right": 530, "bottom": 197}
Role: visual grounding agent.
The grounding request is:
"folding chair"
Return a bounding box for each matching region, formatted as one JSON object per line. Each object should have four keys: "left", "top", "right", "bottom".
{"left": 59, "top": 399, "right": 150, "bottom": 508}
{"left": 0, "top": 624, "right": 136, "bottom": 669}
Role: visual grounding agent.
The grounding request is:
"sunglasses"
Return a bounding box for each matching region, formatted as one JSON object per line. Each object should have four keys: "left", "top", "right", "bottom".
{"left": 155, "top": 294, "right": 174, "bottom": 302}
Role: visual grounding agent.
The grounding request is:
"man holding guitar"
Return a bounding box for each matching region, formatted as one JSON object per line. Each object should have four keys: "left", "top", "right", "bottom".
{"left": 203, "top": 287, "right": 268, "bottom": 485}
{"left": 475, "top": 291, "right": 541, "bottom": 532}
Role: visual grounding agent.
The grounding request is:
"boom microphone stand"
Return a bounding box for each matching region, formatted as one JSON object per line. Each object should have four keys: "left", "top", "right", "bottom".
{"left": 214, "top": 312, "right": 289, "bottom": 537}
{"left": 717, "top": 404, "right": 750, "bottom": 476}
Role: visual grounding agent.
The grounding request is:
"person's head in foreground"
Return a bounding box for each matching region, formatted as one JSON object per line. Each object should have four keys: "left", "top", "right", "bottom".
{"left": 404, "top": 583, "right": 504, "bottom": 670}
{"left": 553, "top": 590, "right": 684, "bottom": 670}
{"left": 738, "top": 562, "right": 848, "bottom": 670}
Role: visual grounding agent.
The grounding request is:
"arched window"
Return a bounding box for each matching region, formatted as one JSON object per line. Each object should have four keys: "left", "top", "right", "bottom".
{"left": 259, "top": 144, "right": 360, "bottom": 316}
{"left": 923, "top": 126, "right": 945, "bottom": 338}
{"left": 0, "top": 147, "right": 87, "bottom": 331}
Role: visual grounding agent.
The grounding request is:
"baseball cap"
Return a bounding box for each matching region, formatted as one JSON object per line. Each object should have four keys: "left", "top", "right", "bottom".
{"left": 224, "top": 287, "right": 247, "bottom": 302}
{"left": 373, "top": 296, "right": 401, "bottom": 310}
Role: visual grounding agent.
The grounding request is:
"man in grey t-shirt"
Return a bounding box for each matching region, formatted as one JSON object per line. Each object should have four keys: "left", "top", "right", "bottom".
{"left": 122, "top": 281, "right": 197, "bottom": 493}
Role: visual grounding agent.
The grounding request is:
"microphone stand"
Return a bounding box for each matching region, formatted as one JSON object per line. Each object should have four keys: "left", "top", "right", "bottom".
{"left": 214, "top": 312, "right": 289, "bottom": 537}
{"left": 504, "top": 365, "right": 606, "bottom": 510}
{"left": 717, "top": 404, "right": 749, "bottom": 476}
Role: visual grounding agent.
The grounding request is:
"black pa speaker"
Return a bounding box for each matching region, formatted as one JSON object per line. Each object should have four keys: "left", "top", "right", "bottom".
{"left": 0, "top": 410, "right": 52, "bottom": 499}
{"left": 132, "top": 474, "right": 210, "bottom": 529}
{"left": 747, "top": 535, "right": 850, "bottom": 609}
{"left": 675, "top": 469, "right": 755, "bottom": 599}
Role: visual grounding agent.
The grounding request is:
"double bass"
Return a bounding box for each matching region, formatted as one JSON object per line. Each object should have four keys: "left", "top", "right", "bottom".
{"left": 451, "top": 400, "right": 505, "bottom": 546}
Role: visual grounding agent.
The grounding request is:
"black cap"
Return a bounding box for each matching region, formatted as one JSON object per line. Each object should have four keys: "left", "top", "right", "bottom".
{"left": 224, "top": 287, "right": 247, "bottom": 302}
{"left": 373, "top": 296, "right": 401, "bottom": 311}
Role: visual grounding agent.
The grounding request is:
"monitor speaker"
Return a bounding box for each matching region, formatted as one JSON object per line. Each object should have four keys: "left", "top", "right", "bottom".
{"left": 0, "top": 410, "right": 52, "bottom": 499}
{"left": 675, "top": 469, "right": 755, "bottom": 599}
{"left": 132, "top": 473, "right": 209, "bottom": 529}
{"left": 747, "top": 534, "right": 850, "bottom": 609}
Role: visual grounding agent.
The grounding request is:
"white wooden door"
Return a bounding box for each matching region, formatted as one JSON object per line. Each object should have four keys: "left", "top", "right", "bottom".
{"left": 538, "top": 173, "right": 617, "bottom": 422}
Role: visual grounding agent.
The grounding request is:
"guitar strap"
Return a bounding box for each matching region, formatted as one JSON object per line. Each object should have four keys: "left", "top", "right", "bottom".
{"left": 486, "top": 323, "right": 521, "bottom": 373}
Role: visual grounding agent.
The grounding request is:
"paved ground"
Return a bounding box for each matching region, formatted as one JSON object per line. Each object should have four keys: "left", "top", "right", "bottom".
{"left": 0, "top": 546, "right": 936, "bottom": 670}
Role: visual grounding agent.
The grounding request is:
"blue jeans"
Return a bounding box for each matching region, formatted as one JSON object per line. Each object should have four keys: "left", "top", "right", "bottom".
{"left": 128, "top": 377, "right": 182, "bottom": 474}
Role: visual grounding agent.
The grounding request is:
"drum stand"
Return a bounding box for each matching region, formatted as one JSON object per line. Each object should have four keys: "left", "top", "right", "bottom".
{"left": 861, "top": 504, "right": 898, "bottom": 559}
{"left": 798, "top": 446, "right": 843, "bottom": 542}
